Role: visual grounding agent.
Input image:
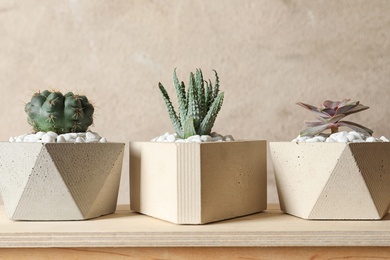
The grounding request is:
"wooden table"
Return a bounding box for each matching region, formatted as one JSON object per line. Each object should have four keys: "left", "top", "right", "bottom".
{"left": 1, "top": 204, "right": 390, "bottom": 259}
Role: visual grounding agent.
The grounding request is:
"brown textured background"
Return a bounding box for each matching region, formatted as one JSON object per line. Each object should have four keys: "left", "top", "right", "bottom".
{"left": 1, "top": 0, "right": 389, "bottom": 205}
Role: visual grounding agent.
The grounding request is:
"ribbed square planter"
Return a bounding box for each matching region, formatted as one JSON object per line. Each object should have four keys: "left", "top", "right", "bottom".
{"left": 0, "top": 142, "right": 125, "bottom": 221}
{"left": 270, "top": 142, "right": 390, "bottom": 220}
{"left": 130, "top": 140, "right": 267, "bottom": 224}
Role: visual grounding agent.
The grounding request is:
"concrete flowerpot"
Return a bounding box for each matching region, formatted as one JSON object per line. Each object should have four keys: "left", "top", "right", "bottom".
{"left": 270, "top": 142, "right": 390, "bottom": 220}
{"left": 0, "top": 142, "right": 125, "bottom": 221}
{"left": 130, "top": 140, "right": 267, "bottom": 224}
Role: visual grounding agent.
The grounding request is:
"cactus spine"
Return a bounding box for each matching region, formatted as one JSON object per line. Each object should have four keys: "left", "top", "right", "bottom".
{"left": 25, "top": 90, "right": 94, "bottom": 134}
{"left": 159, "top": 69, "right": 224, "bottom": 139}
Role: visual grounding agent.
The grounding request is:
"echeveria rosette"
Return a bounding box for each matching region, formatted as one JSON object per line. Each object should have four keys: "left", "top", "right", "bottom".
{"left": 297, "top": 99, "right": 373, "bottom": 137}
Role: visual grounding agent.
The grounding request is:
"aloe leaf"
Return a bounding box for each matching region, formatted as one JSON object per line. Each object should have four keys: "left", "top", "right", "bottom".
{"left": 196, "top": 69, "right": 206, "bottom": 119}
{"left": 207, "top": 79, "right": 214, "bottom": 109}
{"left": 212, "top": 69, "right": 219, "bottom": 98}
{"left": 183, "top": 117, "right": 197, "bottom": 139}
{"left": 187, "top": 72, "right": 201, "bottom": 131}
{"left": 204, "top": 80, "right": 212, "bottom": 112}
{"left": 199, "top": 92, "right": 224, "bottom": 135}
{"left": 158, "top": 83, "right": 183, "bottom": 137}
{"left": 173, "top": 68, "right": 187, "bottom": 126}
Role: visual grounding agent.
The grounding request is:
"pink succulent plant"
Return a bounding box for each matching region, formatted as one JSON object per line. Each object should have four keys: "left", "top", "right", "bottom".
{"left": 297, "top": 99, "right": 373, "bottom": 137}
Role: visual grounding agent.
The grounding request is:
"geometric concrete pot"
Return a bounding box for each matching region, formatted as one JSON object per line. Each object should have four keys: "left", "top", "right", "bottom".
{"left": 130, "top": 140, "right": 267, "bottom": 224}
{"left": 0, "top": 142, "right": 125, "bottom": 221}
{"left": 270, "top": 142, "right": 390, "bottom": 220}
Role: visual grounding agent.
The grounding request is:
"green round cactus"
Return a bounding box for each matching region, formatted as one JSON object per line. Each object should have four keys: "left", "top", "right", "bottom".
{"left": 24, "top": 90, "right": 94, "bottom": 134}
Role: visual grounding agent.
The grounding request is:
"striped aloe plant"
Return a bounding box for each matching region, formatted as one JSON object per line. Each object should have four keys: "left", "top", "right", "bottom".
{"left": 159, "top": 68, "right": 224, "bottom": 139}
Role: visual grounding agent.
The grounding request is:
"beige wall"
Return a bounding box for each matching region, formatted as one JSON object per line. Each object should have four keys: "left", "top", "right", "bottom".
{"left": 1, "top": 0, "right": 390, "bottom": 205}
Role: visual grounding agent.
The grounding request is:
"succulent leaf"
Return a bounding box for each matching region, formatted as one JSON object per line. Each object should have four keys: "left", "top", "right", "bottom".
{"left": 324, "top": 114, "right": 345, "bottom": 124}
{"left": 303, "top": 121, "right": 326, "bottom": 127}
{"left": 173, "top": 68, "right": 187, "bottom": 127}
{"left": 212, "top": 69, "right": 220, "bottom": 99}
{"left": 336, "top": 103, "right": 369, "bottom": 116}
{"left": 297, "top": 102, "right": 330, "bottom": 118}
{"left": 337, "top": 121, "right": 374, "bottom": 136}
{"left": 187, "top": 72, "right": 201, "bottom": 131}
{"left": 199, "top": 92, "right": 224, "bottom": 135}
{"left": 204, "top": 80, "right": 213, "bottom": 111}
{"left": 159, "top": 83, "right": 183, "bottom": 137}
{"left": 300, "top": 124, "right": 331, "bottom": 137}
{"left": 183, "top": 117, "right": 197, "bottom": 139}
{"left": 196, "top": 68, "right": 206, "bottom": 119}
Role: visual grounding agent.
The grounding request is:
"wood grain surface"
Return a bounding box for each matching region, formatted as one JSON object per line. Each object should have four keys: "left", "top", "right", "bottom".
{"left": 2, "top": 205, "right": 390, "bottom": 248}
{"left": 1, "top": 247, "right": 390, "bottom": 259}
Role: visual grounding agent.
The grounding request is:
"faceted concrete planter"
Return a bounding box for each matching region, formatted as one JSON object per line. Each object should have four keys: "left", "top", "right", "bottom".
{"left": 0, "top": 142, "right": 125, "bottom": 221}
{"left": 130, "top": 140, "right": 267, "bottom": 224}
{"left": 270, "top": 142, "right": 390, "bottom": 220}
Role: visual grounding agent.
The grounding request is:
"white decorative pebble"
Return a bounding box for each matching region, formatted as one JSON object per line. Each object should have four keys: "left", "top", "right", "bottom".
{"left": 212, "top": 136, "right": 223, "bottom": 142}
{"left": 346, "top": 134, "right": 355, "bottom": 142}
{"left": 152, "top": 132, "right": 235, "bottom": 143}
{"left": 350, "top": 131, "right": 361, "bottom": 139}
{"left": 223, "top": 135, "right": 235, "bottom": 141}
{"left": 16, "top": 136, "right": 25, "bottom": 142}
{"left": 36, "top": 132, "right": 45, "bottom": 139}
{"left": 337, "top": 136, "right": 349, "bottom": 143}
{"left": 86, "top": 132, "right": 100, "bottom": 140}
{"left": 26, "top": 135, "right": 39, "bottom": 142}
{"left": 9, "top": 132, "right": 107, "bottom": 143}
{"left": 75, "top": 137, "right": 84, "bottom": 143}
{"left": 69, "top": 133, "right": 78, "bottom": 138}
{"left": 201, "top": 135, "right": 213, "bottom": 142}
{"left": 325, "top": 137, "right": 335, "bottom": 142}
{"left": 294, "top": 131, "right": 389, "bottom": 143}
{"left": 298, "top": 136, "right": 310, "bottom": 142}
{"left": 210, "top": 132, "right": 222, "bottom": 138}
{"left": 60, "top": 134, "right": 70, "bottom": 141}
{"left": 57, "top": 136, "right": 66, "bottom": 143}
{"left": 157, "top": 135, "right": 166, "bottom": 142}
{"left": 188, "top": 135, "right": 202, "bottom": 143}
{"left": 46, "top": 131, "right": 58, "bottom": 138}
{"left": 41, "top": 134, "right": 55, "bottom": 143}
{"left": 166, "top": 134, "right": 176, "bottom": 142}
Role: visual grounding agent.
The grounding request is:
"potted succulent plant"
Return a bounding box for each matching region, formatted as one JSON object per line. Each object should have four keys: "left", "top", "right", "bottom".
{"left": 270, "top": 99, "right": 390, "bottom": 220}
{"left": 0, "top": 90, "right": 125, "bottom": 221}
{"left": 130, "top": 69, "right": 267, "bottom": 224}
